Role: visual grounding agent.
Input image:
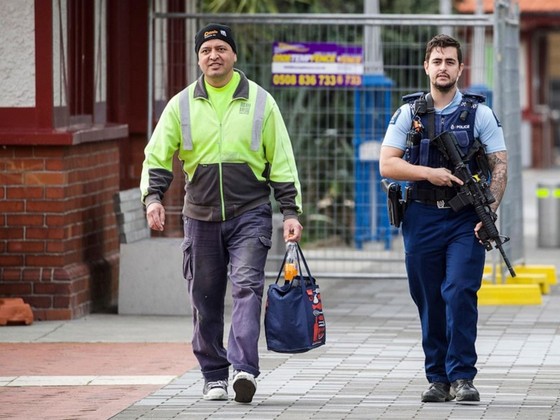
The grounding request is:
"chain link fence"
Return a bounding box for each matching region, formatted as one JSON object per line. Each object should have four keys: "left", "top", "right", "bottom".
{"left": 148, "top": 4, "right": 522, "bottom": 279}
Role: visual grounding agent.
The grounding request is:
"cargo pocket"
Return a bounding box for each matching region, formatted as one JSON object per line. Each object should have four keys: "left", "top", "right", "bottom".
{"left": 181, "top": 237, "right": 193, "bottom": 281}
{"left": 259, "top": 236, "right": 272, "bottom": 250}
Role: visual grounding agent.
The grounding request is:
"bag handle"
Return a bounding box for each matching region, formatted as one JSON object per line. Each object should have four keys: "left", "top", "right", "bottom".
{"left": 274, "top": 242, "right": 313, "bottom": 284}
{"left": 275, "top": 248, "right": 289, "bottom": 283}
{"left": 295, "top": 242, "right": 313, "bottom": 279}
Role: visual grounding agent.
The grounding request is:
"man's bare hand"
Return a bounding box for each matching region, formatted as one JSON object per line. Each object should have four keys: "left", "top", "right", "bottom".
{"left": 427, "top": 167, "right": 463, "bottom": 187}
{"left": 473, "top": 221, "right": 484, "bottom": 241}
{"left": 146, "top": 202, "right": 165, "bottom": 231}
{"left": 283, "top": 219, "right": 303, "bottom": 242}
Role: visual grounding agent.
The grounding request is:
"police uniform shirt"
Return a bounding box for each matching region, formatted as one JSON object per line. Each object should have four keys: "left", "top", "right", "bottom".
{"left": 382, "top": 90, "right": 506, "bottom": 154}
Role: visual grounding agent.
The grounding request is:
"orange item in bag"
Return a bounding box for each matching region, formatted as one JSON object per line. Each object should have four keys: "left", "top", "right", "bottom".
{"left": 284, "top": 262, "right": 298, "bottom": 281}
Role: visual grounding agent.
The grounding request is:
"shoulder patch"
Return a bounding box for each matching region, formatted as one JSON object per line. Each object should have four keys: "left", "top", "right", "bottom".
{"left": 389, "top": 108, "right": 402, "bottom": 125}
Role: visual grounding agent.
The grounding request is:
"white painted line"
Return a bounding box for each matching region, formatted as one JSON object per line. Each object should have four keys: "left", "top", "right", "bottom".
{"left": 91, "top": 376, "right": 177, "bottom": 385}
{"left": 0, "top": 375, "right": 177, "bottom": 387}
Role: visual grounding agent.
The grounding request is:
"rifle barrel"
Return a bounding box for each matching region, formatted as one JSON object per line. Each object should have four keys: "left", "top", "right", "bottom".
{"left": 497, "top": 242, "right": 517, "bottom": 277}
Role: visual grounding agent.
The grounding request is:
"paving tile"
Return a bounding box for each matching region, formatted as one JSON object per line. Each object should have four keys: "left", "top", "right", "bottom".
{"left": 2, "top": 182, "right": 560, "bottom": 420}
{"left": 105, "top": 278, "right": 560, "bottom": 419}
{"left": 0, "top": 343, "right": 196, "bottom": 419}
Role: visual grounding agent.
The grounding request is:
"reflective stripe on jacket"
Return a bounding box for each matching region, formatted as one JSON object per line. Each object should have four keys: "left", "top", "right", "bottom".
{"left": 141, "top": 70, "right": 302, "bottom": 222}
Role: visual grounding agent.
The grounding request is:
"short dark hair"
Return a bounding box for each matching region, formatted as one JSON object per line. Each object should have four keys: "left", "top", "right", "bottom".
{"left": 425, "top": 34, "right": 462, "bottom": 64}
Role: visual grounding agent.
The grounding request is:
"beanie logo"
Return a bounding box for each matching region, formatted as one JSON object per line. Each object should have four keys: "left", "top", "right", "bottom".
{"left": 204, "top": 29, "right": 228, "bottom": 40}
{"left": 204, "top": 30, "right": 218, "bottom": 39}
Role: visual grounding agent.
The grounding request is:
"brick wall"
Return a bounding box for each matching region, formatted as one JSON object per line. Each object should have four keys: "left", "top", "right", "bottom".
{"left": 0, "top": 141, "right": 121, "bottom": 320}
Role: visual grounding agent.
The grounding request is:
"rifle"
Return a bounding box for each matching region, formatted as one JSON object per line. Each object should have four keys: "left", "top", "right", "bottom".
{"left": 432, "top": 131, "right": 516, "bottom": 277}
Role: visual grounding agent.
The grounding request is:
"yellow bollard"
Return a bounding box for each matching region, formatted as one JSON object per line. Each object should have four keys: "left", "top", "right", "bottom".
{"left": 478, "top": 283, "right": 542, "bottom": 306}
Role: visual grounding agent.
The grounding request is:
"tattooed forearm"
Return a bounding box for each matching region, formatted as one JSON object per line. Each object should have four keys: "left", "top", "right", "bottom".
{"left": 487, "top": 151, "right": 508, "bottom": 211}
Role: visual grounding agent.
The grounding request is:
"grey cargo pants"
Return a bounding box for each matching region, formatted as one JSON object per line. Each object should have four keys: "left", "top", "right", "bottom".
{"left": 181, "top": 204, "right": 273, "bottom": 381}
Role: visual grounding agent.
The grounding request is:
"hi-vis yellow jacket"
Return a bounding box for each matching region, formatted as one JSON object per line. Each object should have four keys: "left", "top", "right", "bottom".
{"left": 141, "top": 70, "right": 302, "bottom": 222}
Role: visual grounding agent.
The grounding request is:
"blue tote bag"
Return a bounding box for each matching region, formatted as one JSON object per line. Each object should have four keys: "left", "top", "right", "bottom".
{"left": 264, "top": 243, "right": 326, "bottom": 353}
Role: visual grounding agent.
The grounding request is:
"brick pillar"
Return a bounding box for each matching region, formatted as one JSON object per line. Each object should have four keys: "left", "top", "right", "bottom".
{"left": 0, "top": 140, "right": 121, "bottom": 320}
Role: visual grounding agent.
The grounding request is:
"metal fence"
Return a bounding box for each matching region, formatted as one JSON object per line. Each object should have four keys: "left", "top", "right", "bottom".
{"left": 148, "top": 3, "right": 522, "bottom": 279}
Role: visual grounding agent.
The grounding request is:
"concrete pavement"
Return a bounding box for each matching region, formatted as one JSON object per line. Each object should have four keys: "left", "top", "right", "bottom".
{"left": 1, "top": 168, "right": 559, "bottom": 420}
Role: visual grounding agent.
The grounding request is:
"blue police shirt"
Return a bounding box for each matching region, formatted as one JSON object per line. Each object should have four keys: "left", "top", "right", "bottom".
{"left": 382, "top": 90, "right": 506, "bottom": 154}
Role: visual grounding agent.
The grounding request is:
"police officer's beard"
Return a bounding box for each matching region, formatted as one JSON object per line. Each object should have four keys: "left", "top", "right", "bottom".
{"left": 434, "top": 79, "right": 456, "bottom": 93}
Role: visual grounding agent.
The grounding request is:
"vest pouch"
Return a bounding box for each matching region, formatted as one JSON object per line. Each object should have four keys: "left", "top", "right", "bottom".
{"left": 419, "top": 138, "right": 431, "bottom": 166}
{"left": 453, "top": 130, "right": 470, "bottom": 156}
{"left": 407, "top": 144, "right": 420, "bottom": 165}
{"left": 408, "top": 144, "right": 420, "bottom": 165}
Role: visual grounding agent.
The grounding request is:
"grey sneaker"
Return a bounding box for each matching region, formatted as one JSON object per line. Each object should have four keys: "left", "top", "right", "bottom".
{"left": 232, "top": 370, "right": 257, "bottom": 403}
{"left": 421, "top": 382, "right": 454, "bottom": 402}
{"left": 202, "top": 379, "right": 228, "bottom": 400}
{"left": 451, "top": 379, "right": 480, "bottom": 402}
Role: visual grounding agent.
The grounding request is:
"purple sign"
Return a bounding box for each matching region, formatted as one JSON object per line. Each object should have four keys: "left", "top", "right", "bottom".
{"left": 271, "top": 42, "right": 363, "bottom": 88}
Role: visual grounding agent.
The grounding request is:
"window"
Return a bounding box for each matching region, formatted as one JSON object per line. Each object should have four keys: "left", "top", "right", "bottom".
{"left": 53, "top": 0, "right": 106, "bottom": 128}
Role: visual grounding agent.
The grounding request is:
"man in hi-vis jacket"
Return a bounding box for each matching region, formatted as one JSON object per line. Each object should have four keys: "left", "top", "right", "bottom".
{"left": 140, "top": 23, "right": 303, "bottom": 404}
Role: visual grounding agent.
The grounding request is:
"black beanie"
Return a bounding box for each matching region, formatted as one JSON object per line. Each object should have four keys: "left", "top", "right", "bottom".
{"left": 195, "top": 23, "right": 237, "bottom": 54}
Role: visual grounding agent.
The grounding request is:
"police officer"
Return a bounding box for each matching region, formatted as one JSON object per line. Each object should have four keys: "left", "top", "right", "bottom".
{"left": 380, "top": 34, "right": 508, "bottom": 402}
{"left": 141, "top": 23, "right": 303, "bottom": 403}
